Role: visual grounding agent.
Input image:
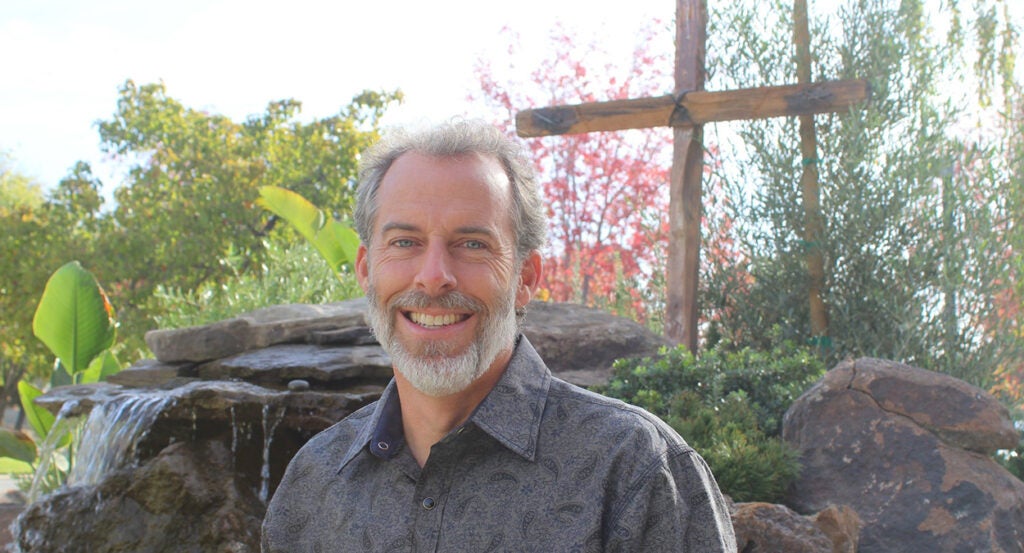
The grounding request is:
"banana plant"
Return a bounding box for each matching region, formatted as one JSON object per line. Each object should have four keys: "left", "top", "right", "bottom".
{"left": 257, "top": 186, "right": 360, "bottom": 273}
{"left": 0, "top": 261, "right": 121, "bottom": 491}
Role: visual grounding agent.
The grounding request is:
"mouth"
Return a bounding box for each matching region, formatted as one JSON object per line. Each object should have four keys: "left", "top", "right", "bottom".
{"left": 404, "top": 311, "right": 471, "bottom": 328}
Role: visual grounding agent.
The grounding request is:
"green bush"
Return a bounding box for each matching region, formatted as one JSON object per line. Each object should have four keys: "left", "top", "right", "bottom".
{"left": 149, "top": 239, "right": 363, "bottom": 330}
{"left": 596, "top": 339, "right": 825, "bottom": 502}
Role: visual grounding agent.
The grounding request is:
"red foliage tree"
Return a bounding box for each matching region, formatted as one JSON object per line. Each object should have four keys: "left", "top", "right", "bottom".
{"left": 471, "top": 23, "right": 746, "bottom": 329}
{"left": 471, "top": 23, "right": 676, "bottom": 323}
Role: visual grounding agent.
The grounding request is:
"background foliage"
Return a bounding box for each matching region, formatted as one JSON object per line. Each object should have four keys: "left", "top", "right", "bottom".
{"left": 597, "top": 338, "right": 826, "bottom": 502}
{"left": 0, "top": 84, "right": 399, "bottom": 415}
{"left": 702, "top": 0, "right": 1022, "bottom": 393}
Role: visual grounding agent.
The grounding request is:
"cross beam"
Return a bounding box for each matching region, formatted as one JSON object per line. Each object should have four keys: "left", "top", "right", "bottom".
{"left": 517, "top": 80, "right": 869, "bottom": 137}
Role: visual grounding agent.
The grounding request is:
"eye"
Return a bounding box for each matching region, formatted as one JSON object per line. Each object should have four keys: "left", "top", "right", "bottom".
{"left": 464, "top": 240, "right": 487, "bottom": 250}
{"left": 391, "top": 238, "right": 416, "bottom": 248}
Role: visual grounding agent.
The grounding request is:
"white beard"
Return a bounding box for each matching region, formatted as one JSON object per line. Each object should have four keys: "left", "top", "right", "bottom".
{"left": 365, "top": 283, "right": 519, "bottom": 397}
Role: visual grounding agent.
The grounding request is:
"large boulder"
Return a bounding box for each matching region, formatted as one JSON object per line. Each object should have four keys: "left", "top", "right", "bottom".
{"left": 784, "top": 357, "right": 1024, "bottom": 552}
{"left": 13, "top": 441, "right": 263, "bottom": 553}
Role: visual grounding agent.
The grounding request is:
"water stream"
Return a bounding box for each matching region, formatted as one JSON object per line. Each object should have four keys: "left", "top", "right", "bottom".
{"left": 66, "top": 392, "right": 174, "bottom": 488}
{"left": 259, "top": 403, "right": 285, "bottom": 503}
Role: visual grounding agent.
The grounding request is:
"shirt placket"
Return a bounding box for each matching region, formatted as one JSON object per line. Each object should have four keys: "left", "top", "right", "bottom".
{"left": 411, "top": 430, "right": 468, "bottom": 552}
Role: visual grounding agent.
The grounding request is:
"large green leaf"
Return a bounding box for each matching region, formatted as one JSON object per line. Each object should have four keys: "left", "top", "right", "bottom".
{"left": 18, "top": 380, "right": 53, "bottom": 440}
{"left": 257, "top": 186, "right": 359, "bottom": 273}
{"left": 32, "top": 261, "right": 117, "bottom": 375}
{"left": 17, "top": 381, "right": 71, "bottom": 450}
{"left": 0, "top": 428, "right": 37, "bottom": 465}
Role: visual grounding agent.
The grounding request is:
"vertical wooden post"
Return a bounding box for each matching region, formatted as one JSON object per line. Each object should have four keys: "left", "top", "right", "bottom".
{"left": 666, "top": 0, "right": 707, "bottom": 352}
{"left": 794, "top": 0, "right": 830, "bottom": 340}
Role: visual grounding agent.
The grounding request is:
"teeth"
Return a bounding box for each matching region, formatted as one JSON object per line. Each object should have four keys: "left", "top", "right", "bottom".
{"left": 409, "top": 312, "right": 463, "bottom": 327}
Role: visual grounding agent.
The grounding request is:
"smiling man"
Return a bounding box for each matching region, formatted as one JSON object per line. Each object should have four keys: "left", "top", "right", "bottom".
{"left": 261, "top": 120, "right": 736, "bottom": 552}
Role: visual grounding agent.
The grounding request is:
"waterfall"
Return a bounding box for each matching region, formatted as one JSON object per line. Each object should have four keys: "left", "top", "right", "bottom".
{"left": 66, "top": 392, "right": 174, "bottom": 488}
{"left": 259, "top": 403, "right": 285, "bottom": 503}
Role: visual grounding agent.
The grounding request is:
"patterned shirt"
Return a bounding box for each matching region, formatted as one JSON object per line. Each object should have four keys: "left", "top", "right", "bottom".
{"left": 261, "top": 337, "right": 736, "bottom": 552}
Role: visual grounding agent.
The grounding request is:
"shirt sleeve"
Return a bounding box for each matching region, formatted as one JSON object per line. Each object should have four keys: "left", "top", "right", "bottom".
{"left": 606, "top": 446, "right": 736, "bottom": 552}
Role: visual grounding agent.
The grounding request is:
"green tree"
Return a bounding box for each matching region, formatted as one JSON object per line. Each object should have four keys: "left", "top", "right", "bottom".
{"left": 0, "top": 155, "right": 48, "bottom": 417}
{"left": 92, "top": 81, "right": 400, "bottom": 357}
{"left": 0, "top": 152, "right": 43, "bottom": 212}
{"left": 702, "top": 0, "right": 1022, "bottom": 388}
{"left": 2, "top": 162, "right": 118, "bottom": 421}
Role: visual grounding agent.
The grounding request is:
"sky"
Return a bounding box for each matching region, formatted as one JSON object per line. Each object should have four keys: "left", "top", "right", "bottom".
{"left": 1, "top": 0, "right": 668, "bottom": 190}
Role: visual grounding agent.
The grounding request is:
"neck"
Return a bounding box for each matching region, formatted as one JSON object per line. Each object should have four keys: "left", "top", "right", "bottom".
{"left": 395, "top": 348, "right": 513, "bottom": 467}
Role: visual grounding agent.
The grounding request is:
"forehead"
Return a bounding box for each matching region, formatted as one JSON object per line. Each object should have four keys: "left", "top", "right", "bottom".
{"left": 373, "top": 151, "right": 514, "bottom": 234}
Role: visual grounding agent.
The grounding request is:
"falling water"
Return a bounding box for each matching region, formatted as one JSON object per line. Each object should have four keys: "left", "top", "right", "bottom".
{"left": 259, "top": 404, "right": 285, "bottom": 503}
{"left": 67, "top": 392, "right": 174, "bottom": 488}
{"left": 229, "top": 405, "right": 238, "bottom": 472}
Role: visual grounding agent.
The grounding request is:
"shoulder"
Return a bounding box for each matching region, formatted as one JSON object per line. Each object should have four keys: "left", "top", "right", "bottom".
{"left": 545, "top": 377, "right": 690, "bottom": 454}
{"left": 540, "top": 378, "right": 706, "bottom": 493}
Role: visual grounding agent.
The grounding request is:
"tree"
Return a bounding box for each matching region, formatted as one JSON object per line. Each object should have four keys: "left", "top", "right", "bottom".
{"left": 702, "top": 0, "right": 1023, "bottom": 388}
{"left": 472, "top": 24, "right": 675, "bottom": 325}
{"left": 0, "top": 152, "right": 43, "bottom": 212}
{"left": 92, "top": 81, "right": 400, "bottom": 356}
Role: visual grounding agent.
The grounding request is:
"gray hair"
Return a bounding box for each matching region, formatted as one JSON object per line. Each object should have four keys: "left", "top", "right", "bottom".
{"left": 353, "top": 119, "right": 546, "bottom": 261}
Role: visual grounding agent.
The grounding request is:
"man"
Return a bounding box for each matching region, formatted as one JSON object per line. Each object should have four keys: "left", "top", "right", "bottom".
{"left": 261, "top": 120, "right": 736, "bottom": 552}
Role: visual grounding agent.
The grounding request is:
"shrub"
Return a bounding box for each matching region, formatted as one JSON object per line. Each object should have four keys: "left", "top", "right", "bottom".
{"left": 596, "top": 339, "right": 825, "bottom": 502}
{"left": 149, "top": 239, "right": 362, "bottom": 331}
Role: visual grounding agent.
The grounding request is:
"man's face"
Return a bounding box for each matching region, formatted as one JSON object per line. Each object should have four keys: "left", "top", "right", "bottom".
{"left": 356, "top": 151, "right": 538, "bottom": 397}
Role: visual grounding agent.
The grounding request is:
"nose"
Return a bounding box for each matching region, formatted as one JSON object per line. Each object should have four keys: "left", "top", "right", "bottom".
{"left": 414, "top": 241, "right": 456, "bottom": 295}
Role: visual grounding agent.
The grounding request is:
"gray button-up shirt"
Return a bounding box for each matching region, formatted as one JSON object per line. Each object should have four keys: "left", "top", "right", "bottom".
{"left": 261, "top": 338, "right": 735, "bottom": 552}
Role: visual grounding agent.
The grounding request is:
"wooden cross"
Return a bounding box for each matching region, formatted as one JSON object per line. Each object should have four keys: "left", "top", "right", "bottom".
{"left": 516, "top": 0, "right": 868, "bottom": 352}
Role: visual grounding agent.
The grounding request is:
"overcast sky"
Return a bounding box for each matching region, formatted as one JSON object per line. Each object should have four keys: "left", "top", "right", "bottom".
{"left": 1, "top": 0, "right": 668, "bottom": 190}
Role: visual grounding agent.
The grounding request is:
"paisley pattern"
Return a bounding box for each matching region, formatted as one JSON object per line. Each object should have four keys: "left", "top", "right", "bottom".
{"left": 262, "top": 338, "right": 735, "bottom": 552}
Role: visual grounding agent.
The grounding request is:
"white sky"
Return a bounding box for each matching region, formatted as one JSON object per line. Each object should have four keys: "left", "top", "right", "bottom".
{"left": 1, "top": 0, "right": 668, "bottom": 190}
{"left": 4, "top": 0, "right": 1019, "bottom": 193}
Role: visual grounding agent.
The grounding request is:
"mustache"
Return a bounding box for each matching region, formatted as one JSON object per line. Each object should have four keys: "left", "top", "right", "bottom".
{"left": 388, "top": 289, "right": 485, "bottom": 313}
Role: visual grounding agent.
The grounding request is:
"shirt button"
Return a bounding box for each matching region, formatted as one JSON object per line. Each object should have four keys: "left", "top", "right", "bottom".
{"left": 421, "top": 497, "right": 436, "bottom": 510}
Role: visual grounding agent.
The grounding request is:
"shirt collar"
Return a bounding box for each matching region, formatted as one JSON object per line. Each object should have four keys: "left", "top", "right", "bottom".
{"left": 337, "top": 379, "right": 400, "bottom": 472}
{"left": 467, "top": 336, "right": 550, "bottom": 462}
{"left": 337, "top": 336, "right": 552, "bottom": 472}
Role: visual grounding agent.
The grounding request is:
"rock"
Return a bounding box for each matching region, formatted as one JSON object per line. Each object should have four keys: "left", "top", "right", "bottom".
{"left": 13, "top": 441, "right": 263, "bottom": 553}
{"left": 784, "top": 357, "right": 1024, "bottom": 553}
{"left": 732, "top": 502, "right": 859, "bottom": 553}
{"left": 843, "top": 357, "right": 1016, "bottom": 453}
{"left": 810, "top": 505, "right": 861, "bottom": 553}
{"left": 145, "top": 300, "right": 369, "bottom": 363}
{"left": 196, "top": 343, "right": 393, "bottom": 386}
{"left": 106, "top": 359, "right": 195, "bottom": 388}
{"left": 33, "top": 380, "right": 381, "bottom": 500}
{"left": 144, "top": 299, "right": 667, "bottom": 389}
{"left": 522, "top": 302, "right": 671, "bottom": 387}
{"left": 0, "top": 504, "right": 22, "bottom": 550}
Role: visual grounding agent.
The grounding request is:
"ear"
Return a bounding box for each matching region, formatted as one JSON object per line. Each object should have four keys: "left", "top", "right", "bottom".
{"left": 515, "top": 250, "right": 543, "bottom": 309}
{"left": 355, "top": 244, "right": 370, "bottom": 292}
